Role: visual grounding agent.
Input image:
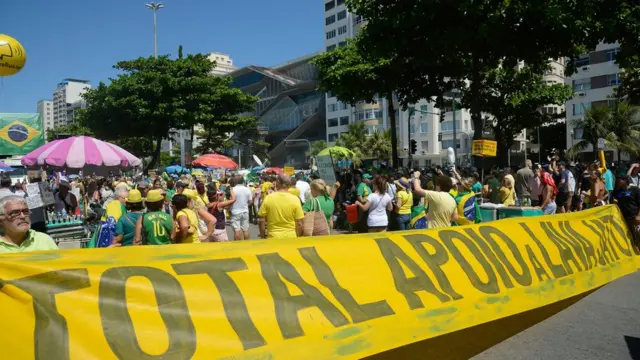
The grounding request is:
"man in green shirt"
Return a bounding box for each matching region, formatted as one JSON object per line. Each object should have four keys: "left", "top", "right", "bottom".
{"left": 486, "top": 170, "right": 502, "bottom": 204}
{"left": 355, "top": 173, "right": 372, "bottom": 233}
{"left": 136, "top": 189, "right": 174, "bottom": 245}
{"left": 0, "top": 196, "right": 58, "bottom": 253}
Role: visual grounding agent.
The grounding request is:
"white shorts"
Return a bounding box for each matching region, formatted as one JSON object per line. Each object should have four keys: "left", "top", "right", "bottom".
{"left": 231, "top": 212, "right": 250, "bottom": 231}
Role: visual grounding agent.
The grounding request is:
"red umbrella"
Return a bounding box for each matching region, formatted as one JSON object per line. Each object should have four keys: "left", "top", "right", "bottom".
{"left": 192, "top": 153, "right": 238, "bottom": 169}
{"left": 265, "top": 167, "right": 283, "bottom": 175}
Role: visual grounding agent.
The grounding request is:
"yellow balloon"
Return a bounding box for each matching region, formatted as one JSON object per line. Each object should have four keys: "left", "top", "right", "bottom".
{"left": 0, "top": 34, "right": 26, "bottom": 76}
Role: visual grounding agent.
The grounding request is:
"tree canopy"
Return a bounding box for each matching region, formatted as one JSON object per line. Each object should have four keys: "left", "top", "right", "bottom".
{"left": 312, "top": 40, "right": 401, "bottom": 167}
{"left": 80, "top": 53, "right": 257, "bottom": 169}
{"left": 347, "top": 0, "right": 640, "bottom": 140}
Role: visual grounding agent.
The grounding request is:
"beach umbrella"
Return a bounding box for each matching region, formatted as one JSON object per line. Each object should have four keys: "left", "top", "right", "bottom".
{"left": 318, "top": 146, "right": 355, "bottom": 158}
{"left": 22, "top": 136, "right": 141, "bottom": 171}
{"left": 0, "top": 162, "right": 14, "bottom": 172}
{"left": 166, "top": 165, "right": 187, "bottom": 174}
{"left": 265, "top": 167, "right": 283, "bottom": 175}
{"left": 192, "top": 153, "right": 238, "bottom": 169}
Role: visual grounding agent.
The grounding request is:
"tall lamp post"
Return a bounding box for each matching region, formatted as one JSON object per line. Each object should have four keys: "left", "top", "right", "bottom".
{"left": 145, "top": 2, "right": 164, "bottom": 58}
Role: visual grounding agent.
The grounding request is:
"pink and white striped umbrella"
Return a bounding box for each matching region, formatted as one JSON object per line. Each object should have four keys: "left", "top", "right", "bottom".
{"left": 21, "top": 136, "right": 142, "bottom": 169}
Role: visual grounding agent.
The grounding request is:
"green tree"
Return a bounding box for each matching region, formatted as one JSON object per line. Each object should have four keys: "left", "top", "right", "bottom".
{"left": 46, "top": 121, "right": 93, "bottom": 142}
{"left": 567, "top": 106, "right": 612, "bottom": 159}
{"left": 470, "top": 65, "right": 574, "bottom": 162}
{"left": 81, "top": 53, "right": 257, "bottom": 170}
{"left": 347, "top": 0, "right": 634, "bottom": 141}
{"left": 310, "top": 140, "right": 328, "bottom": 157}
{"left": 366, "top": 129, "right": 392, "bottom": 161}
{"left": 530, "top": 122, "right": 567, "bottom": 161}
{"left": 605, "top": 102, "right": 640, "bottom": 159}
{"left": 336, "top": 122, "right": 369, "bottom": 166}
{"left": 312, "top": 40, "right": 401, "bottom": 167}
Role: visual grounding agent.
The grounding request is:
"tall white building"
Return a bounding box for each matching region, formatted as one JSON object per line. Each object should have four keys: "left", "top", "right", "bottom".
{"left": 37, "top": 100, "right": 54, "bottom": 134}
{"left": 566, "top": 42, "right": 621, "bottom": 159}
{"left": 52, "top": 79, "right": 91, "bottom": 127}
{"left": 208, "top": 52, "right": 238, "bottom": 76}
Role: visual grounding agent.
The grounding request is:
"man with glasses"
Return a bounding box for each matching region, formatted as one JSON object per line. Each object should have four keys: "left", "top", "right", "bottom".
{"left": 0, "top": 196, "right": 57, "bottom": 253}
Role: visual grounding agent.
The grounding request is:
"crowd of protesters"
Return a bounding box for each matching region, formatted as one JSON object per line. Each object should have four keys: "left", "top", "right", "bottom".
{"left": 0, "top": 154, "right": 639, "bottom": 254}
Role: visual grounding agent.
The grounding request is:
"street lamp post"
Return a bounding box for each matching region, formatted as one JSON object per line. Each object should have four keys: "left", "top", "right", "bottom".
{"left": 145, "top": 2, "right": 164, "bottom": 58}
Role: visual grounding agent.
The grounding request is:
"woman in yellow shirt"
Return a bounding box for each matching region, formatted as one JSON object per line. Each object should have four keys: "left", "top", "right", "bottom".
{"left": 499, "top": 176, "right": 516, "bottom": 206}
{"left": 394, "top": 177, "right": 413, "bottom": 230}
{"left": 171, "top": 194, "right": 200, "bottom": 244}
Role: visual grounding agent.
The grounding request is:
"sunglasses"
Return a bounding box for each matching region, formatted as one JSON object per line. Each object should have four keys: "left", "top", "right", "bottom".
{"left": 6, "top": 208, "right": 30, "bottom": 220}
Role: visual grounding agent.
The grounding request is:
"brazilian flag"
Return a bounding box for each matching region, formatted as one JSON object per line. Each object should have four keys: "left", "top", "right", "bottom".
{"left": 0, "top": 113, "right": 45, "bottom": 155}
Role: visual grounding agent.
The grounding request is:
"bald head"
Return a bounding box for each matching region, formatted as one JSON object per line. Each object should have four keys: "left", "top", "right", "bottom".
{"left": 277, "top": 174, "right": 292, "bottom": 189}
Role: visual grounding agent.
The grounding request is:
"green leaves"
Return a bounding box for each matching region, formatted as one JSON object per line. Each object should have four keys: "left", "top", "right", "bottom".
{"left": 78, "top": 52, "right": 257, "bottom": 169}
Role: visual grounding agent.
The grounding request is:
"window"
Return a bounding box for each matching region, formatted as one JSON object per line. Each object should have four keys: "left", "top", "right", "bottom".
{"left": 338, "top": 25, "right": 347, "bottom": 35}
{"left": 421, "top": 141, "right": 429, "bottom": 151}
{"left": 607, "top": 73, "right": 621, "bottom": 86}
{"left": 574, "top": 57, "right": 590, "bottom": 67}
{"left": 355, "top": 109, "right": 383, "bottom": 121}
{"left": 337, "top": 10, "right": 347, "bottom": 20}
{"left": 440, "top": 120, "right": 461, "bottom": 132}
{"left": 355, "top": 15, "right": 364, "bottom": 24}
{"left": 338, "top": 41, "right": 347, "bottom": 47}
{"left": 326, "top": 30, "right": 336, "bottom": 39}
{"left": 340, "top": 116, "right": 349, "bottom": 126}
{"left": 328, "top": 103, "right": 338, "bottom": 112}
{"left": 326, "top": 15, "right": 336, "bottom": 25}
{"left": 339, "top": 102, "right": 348, "bottom": 110}
{"left": 606, "top": 48, "right": 620, "bottom": 62}
{"left": 420, "top": 105, "right": 428, "bottom": 113}
{"left": 337, "top": 0, "right": 345, "bottom": 5}
{"left": 573, "top": 128, "right": 584, "bottom": 140}
{"left": 420, "top": 123, "right": 429, "bottom": 133}
{"left": 441, "top": 140, "right": 461, "bottom": 149}
{"left": 325, "top": 0, "right": 335, "bottom": 11}
{"left": 572, "top": 102, "right": 591, "bottom": 116}
{"left": 326, "top": 45, "right": 336, "bottom": 52}
{"left": 328, "top": 118, "right": 338, "bottom": 127}
{"left": 328, "top": 133, "right": 339, "bottom": 142}
{"left": 573, "top": 78, "right": 591, "bottom": 91}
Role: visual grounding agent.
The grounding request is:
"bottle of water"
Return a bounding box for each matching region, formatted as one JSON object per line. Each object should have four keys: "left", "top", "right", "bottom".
{"left": 515, "top": 197, "right": 521, "bottom": 207}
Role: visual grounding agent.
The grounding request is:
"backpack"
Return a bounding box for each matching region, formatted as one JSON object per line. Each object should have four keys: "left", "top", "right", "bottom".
{"left": 455, "top": 192, "right": 478, "bottom": 226}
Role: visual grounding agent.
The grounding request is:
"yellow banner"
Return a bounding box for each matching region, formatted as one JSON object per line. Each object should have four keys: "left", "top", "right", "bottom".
{"left": 0, "top": 206, "right": 637, "bottom": 359}
{"left": 284, "top": 166, "right": 295, "bottom": 175}
{"left": 472, "top": 139, "right": 497, "bottom": 157}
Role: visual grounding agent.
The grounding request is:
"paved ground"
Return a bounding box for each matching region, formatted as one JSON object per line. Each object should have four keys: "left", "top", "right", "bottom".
{"left": 473, "top": 271, "right": 640, "bottom": 360}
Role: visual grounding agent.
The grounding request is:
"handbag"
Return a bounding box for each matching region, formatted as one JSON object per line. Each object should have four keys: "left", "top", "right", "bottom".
{"left": 302, "top": 198, "right": 329, "bottom": 236}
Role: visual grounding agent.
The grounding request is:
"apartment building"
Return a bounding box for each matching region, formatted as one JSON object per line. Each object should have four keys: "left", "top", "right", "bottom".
{"left": 208, "top": 52, "right": 238, "bottom": 76}
{"left": 37, "top": 100, "right": 53, "bottom": 135}
{"left": 566, "top": 43, "right": 621, "bottom": 159}
{"left": 52, "top": 79, "right": 91, "bottom": 127}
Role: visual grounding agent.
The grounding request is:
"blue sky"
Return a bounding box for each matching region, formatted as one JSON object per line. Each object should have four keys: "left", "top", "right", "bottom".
{"left": 0, "top": 0, "right": 323, "bottom": 113}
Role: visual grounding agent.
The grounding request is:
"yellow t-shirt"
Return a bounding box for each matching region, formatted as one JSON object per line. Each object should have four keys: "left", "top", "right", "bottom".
{"left": 197, "top": 193, "right": 210, "bottom": 206}
{"left": 261, "top": 182, "right": 272, "bottom": 196}
{"left": 258, "top": 192, "right": 305, "bottom": 239}
{"left": 424, "top": 191, "right": 457, "bottom": 229}
{"left": 500, "top": 187, "right": 515, "bottom": 206}
{"left": 288, "top": 187, "right": 301, "bottom": 199}
{"left": 396, "top": 190, "right": 413, "bottom": 215}
{"left": 176, "top": 209, "right": 201, "bottom": 244}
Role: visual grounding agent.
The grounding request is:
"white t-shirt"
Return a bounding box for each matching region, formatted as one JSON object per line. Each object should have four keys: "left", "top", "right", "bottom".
{"left": 366, "top": 192, "right": 392, "bottom": 227}
{"left": 231, "top": 185, "right": 253, "bottom": 215}
{"left": 296, "top": 181, "right": 310, "bottom": 203}
{"left": 567, "top": 171, "right": 576, "bottom": 193}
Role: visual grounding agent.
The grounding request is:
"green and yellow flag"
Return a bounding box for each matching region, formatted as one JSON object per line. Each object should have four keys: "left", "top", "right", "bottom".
{"left": 0, "top": 113, "right": 45, "bottom": 155}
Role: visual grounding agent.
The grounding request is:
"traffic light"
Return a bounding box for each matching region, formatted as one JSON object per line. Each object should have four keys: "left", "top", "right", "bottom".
{"left": 410, "top": 139, "right": 417, "bottom": 155}
{"left": 440, "top": 111, "right": 446, "bottom": 122}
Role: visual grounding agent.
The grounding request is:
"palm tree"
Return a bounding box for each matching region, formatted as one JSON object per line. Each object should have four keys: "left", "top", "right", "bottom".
{"left": 605, "top": 102, "right": 640, "bottom": 160}
{"left": 336, "top": 122, "right": 368, "bottom": 166}
{"left": 310, "top": 140, "right": 328, "bottom": 157}
{"left": 366, "top": 129, "right": 392, "bottom": 161}
{"left": 568, "top": 106, "right": 612, "bottom": 159}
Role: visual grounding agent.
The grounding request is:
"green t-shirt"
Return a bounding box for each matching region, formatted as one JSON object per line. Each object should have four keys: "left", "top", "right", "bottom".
{"left": 357, "top": 183, "right": 371, "bottom": 202}
{"left": 115, "top": 212, "right": 143, "bottom": 246}
{"left": 166, "top": 189, "right": 176, "bottom": 202}
{"left": 303, "top": 195, "right": 335, "bottom": 222}
{"left": 488, "top": 178, "right": 501, "bottom": 204}
{"left": 142, "top": 211, "right": 174, "bottom": 245}
{"left": 472, "top": 182, "right": 482, "bottom": 194}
